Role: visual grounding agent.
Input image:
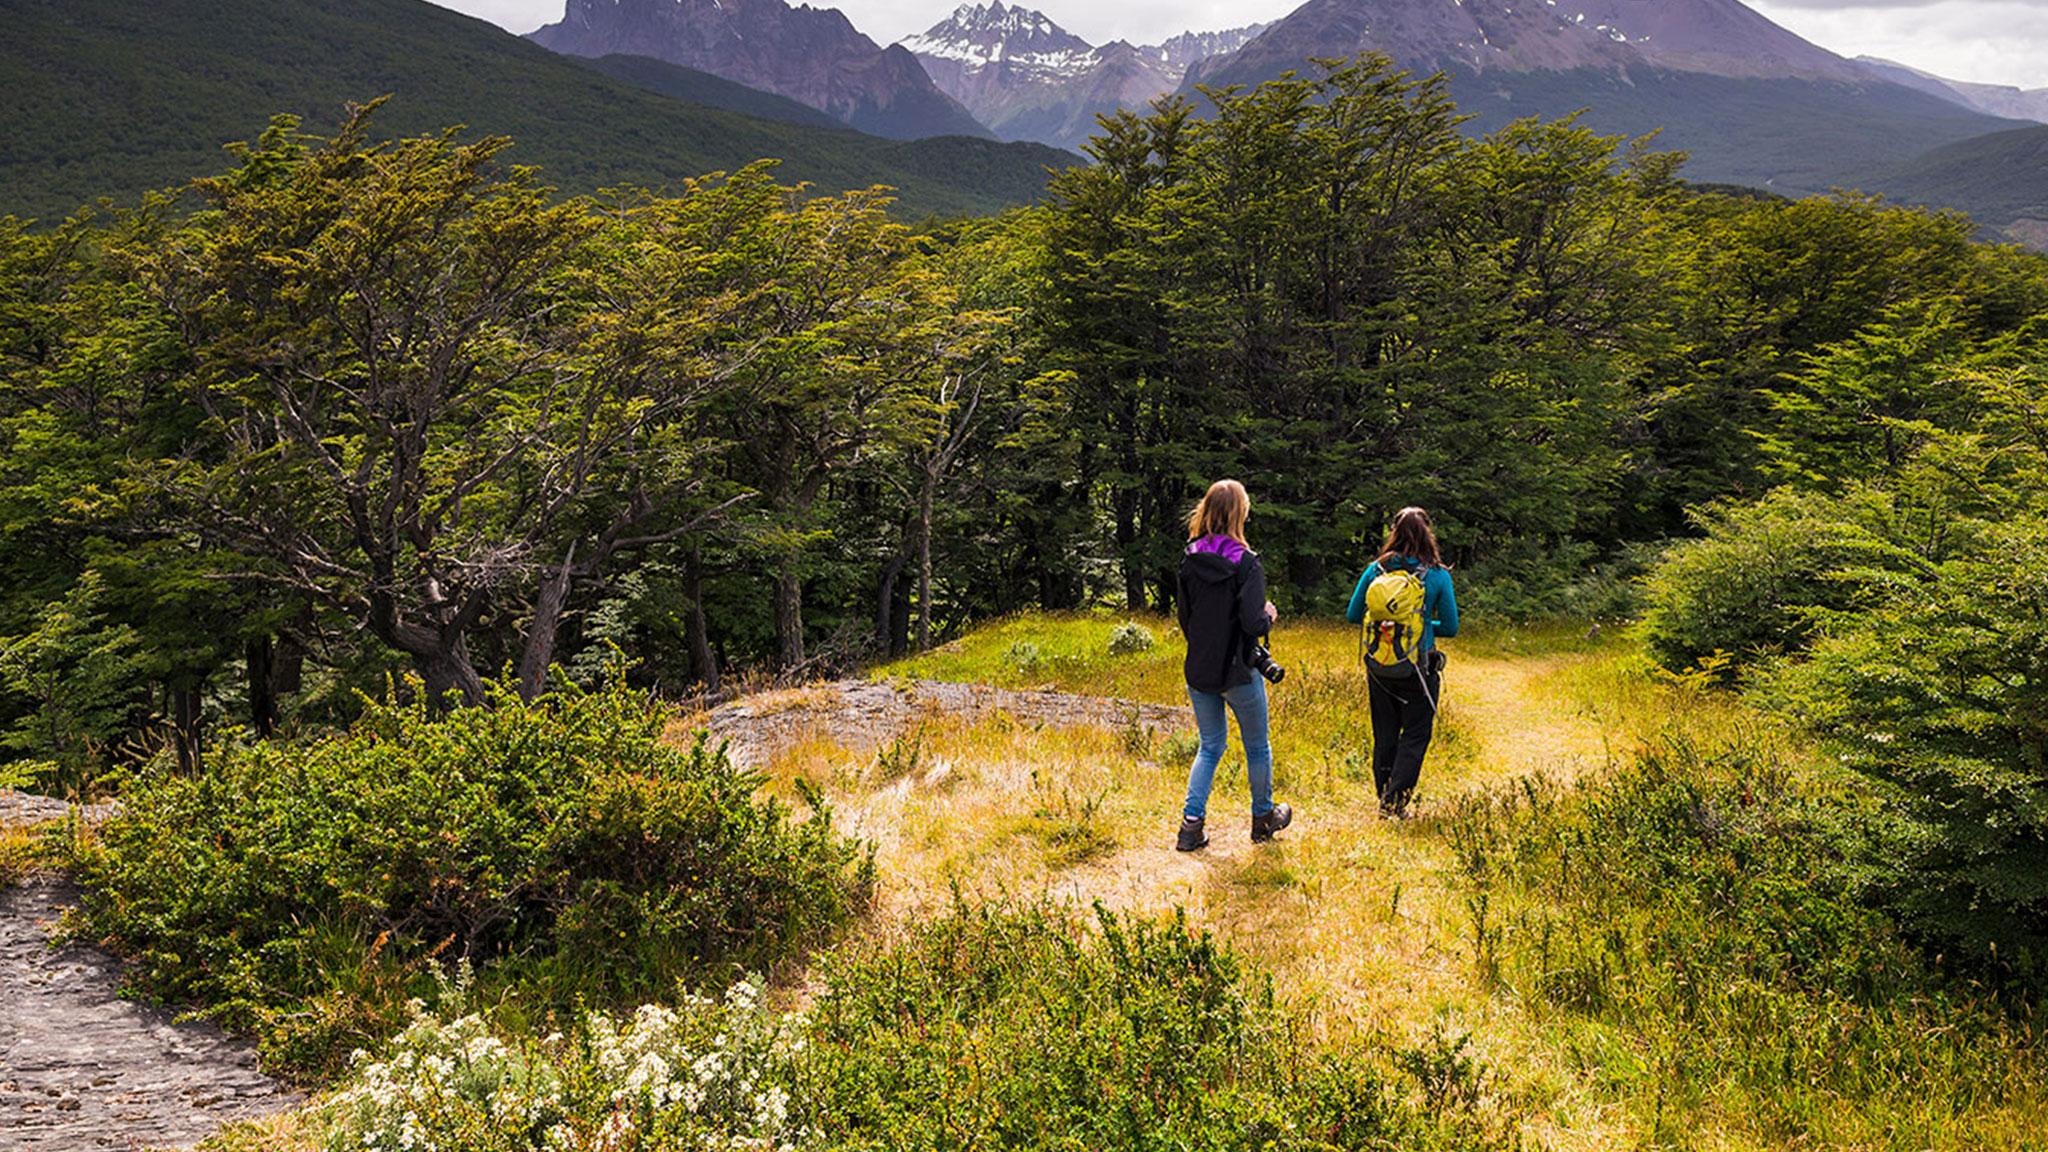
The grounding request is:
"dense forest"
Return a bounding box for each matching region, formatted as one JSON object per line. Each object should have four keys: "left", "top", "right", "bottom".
{"left": 4, "top": 54, "right": 2045, "bottom": 958}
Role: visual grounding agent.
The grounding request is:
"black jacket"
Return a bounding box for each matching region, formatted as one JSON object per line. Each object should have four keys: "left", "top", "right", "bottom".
{"left": 1177, "top": 546, "right": 1270, "bottom": 694}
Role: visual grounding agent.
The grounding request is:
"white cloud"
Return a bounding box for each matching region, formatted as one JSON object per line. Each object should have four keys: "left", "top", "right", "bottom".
{"left": 434, "top": 0, "right": 556, "bottom": 34}
{"left": 1749, "top": 1, "right": 2046, "bottom": 87}
{"left": 435, "top": 0, "right": 2046, "bottom": 89}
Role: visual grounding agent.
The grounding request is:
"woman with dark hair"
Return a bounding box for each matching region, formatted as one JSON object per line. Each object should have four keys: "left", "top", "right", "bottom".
{"left": 1174, "top": 479, "right": 1292, "bottom": 851}
{"left": 1345, "top": 507, "right": 1459, "bottom": 819}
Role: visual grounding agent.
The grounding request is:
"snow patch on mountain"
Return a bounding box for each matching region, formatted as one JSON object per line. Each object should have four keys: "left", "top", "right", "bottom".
{"left": 902, "top": 2, "right": 1272, "bottom": 148}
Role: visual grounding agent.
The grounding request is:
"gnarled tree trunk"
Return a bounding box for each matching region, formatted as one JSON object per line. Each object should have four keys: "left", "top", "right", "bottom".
{"left": 774, "top": 561, "right": 805, "bottom": 670}
{"left": 685, "top": 545, "right": 719, "bottom": 694}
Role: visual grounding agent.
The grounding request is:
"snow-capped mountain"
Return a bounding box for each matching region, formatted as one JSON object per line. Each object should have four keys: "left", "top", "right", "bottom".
{"left": 901, "top": 2, "right": 1098, "bottom": 89}
{"left": 901, "top": 3, "right": 1263, "bottom": 149}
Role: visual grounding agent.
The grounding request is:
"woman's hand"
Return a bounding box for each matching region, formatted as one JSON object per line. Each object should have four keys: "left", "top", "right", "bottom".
{"left": 1265, "top": 601, "right": 1278, "bottom": 624}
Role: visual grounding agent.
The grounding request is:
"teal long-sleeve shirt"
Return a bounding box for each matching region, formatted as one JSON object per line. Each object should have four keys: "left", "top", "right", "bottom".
{"left": 1345, "top": 558, "right": 1459, "bottom": 652}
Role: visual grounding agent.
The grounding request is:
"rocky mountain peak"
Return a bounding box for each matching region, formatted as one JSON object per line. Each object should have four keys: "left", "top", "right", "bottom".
{"left": 530, "top": 0, "right": 990, "bottom": 139}
{"left": 900, "top": 3, "right": 1096, "bottom": 80}
{"left": 1140, "top": 23, "right": 1270, "bottom": 73}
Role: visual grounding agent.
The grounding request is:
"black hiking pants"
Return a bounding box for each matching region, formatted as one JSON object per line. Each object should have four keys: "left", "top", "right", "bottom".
{"left": 1368, "top": 663, "right": 1440, "bottom": 808}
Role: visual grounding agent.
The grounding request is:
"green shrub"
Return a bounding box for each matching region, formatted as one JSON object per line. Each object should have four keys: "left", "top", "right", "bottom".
{"left": 1004, "top": 640, "right": 1046, "bottom": 677}
{"left": 1107, "top": 620, "right": 1157, "bottom": 656}
{"left": 73, "top": 677, "right": 873, "bottom": 1075}
{"left": 1755, "top": 517, "right": 2048, "bottom": 971}
{"left": 1456, "top": 539, "right": 1650, "bottom": 623}
{"left": 1444, "top": 741, "right": 2044, "bottom": 1143}
{"left": 1637, "top": 488, "right": 1915, "bottom": 676}
{"left": 792, "top": 902, "right": 1490, "bottom": 1151}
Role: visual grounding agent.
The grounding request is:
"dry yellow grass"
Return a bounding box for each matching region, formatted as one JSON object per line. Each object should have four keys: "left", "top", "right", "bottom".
{"left": 684, "top": 616, "right": 1688, "bottom": 1149}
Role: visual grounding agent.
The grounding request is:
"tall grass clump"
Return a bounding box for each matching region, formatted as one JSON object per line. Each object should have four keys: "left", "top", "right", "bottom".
{"left": 71, "top": 676, "right": 873, "bottom": 1076}
{"left": 793, "top": 901, "right": 1499, "bottom": 1151}
{"left": 1444, "top": 741, "right": 2045, "bottom": 1146}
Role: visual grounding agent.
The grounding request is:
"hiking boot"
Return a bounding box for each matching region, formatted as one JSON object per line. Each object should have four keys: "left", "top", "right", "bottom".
{"left": 1175, "top": 816, "right": 1209, "bottom": 852}
{"left": 1251, "top": 803, "right": 1293, "bottom": 843}
{"left": 1379, "top": 792, "right": 1413, "bottom": 821}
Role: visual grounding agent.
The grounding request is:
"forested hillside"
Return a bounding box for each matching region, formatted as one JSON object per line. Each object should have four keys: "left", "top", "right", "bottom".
{"left": 573, "top": 54, "right": 848, "bottom": 130}
{"left": 4, "top": 54, "right": 2045, "bottom": 758}
{"left": 0, "top": 0, "right": 1070, "bottom": 222}
{"left": 1878, "top": 123, "right": 2048, "bottom": 236}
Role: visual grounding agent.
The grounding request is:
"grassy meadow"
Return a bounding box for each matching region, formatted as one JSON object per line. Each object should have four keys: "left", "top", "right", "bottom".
{"left": 723, "top": 611, "right": 2046, "bottom": 1150}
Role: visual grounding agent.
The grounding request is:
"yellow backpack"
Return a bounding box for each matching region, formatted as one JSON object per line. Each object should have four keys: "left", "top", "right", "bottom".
{"left": 1362, "top": 567, "right": 1428, "bottom": 670}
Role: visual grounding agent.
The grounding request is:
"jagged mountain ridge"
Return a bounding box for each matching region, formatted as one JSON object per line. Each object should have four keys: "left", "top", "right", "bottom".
{"left": 901, "top": 2, "right": 1264, "bottom": 149}
{"left": 529, "top": 0, "right": 989, "bottom": 140}
{"left": 1145, "top": 25, "right": 1270, "bottom": 75}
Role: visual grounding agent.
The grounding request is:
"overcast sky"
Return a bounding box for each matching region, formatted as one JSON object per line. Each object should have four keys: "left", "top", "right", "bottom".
{"left": 436, "top": 0, "right": 2048, "bottom": 90}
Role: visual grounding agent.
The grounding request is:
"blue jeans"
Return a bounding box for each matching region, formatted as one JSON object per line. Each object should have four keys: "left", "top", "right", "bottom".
{"left": 1183, "top": 677, "right": 1275, "bottom": 820}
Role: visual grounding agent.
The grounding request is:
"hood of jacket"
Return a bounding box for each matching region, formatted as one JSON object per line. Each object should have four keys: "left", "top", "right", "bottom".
{"left": 1186, "top": 534, "right": 1248, "bottom": 568}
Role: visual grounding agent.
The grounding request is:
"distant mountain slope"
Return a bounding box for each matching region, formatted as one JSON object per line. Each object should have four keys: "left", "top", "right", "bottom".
{"left": 902, "top": 3, "right": 1262, "bottom": 150}
{"left": 1877, "top": 125, "right": 2048, "bottom": 243}
{"left": 1184, "top": 0, "right": 2018, "bottom": 198}
{"left": 575, "top": 54, "right": 847, "bottom": 130}
{"left": 1440, "top": 68, "right": 2021, "bottom": 197}
{"left": 530, "top": 0, "right": 989, "bottom": 141}
{"left": 1856, "top": 57, "right": 2048, "bottom": 125}
{"left": 0, "top": 0, "right": 1070, "bottom": 223}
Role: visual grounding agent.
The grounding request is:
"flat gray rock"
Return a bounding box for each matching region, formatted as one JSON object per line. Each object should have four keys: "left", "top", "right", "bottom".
{"left": 698, "top": 677, "right": 1189, "bottom": 766}
{"left": 1, "top": 878, "right": 299, "bottom": 1150}
{"left": 0, "top": 790, "right": 117, "bottom": 827}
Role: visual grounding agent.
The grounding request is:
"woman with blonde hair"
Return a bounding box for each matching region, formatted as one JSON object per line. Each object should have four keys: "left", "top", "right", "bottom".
{"left": 1174, "top": 479, "right": 1291, "bottom": 851}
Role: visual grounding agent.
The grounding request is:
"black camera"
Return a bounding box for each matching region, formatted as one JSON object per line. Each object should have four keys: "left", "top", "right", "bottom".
{"left": 1248, "top": 643, "right": 1285, "bottom": 684}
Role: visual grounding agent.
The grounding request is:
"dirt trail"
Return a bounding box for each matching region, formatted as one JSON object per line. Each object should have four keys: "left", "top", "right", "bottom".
{"left": 1444, "top": 650, "right": 1616, "bottom": 788}
{"left": 2, "top": 802, "right": 298, "bottom": 1150}
{"left": 1042, "top": 649, "right": 1614, "bottom": 915}
{"left": 699, "top": 652, "right": 1615, "bottom": 922}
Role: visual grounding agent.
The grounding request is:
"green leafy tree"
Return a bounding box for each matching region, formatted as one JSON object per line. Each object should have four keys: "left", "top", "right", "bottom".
{"left": 0, "top": 572, "right": 147, "bottom": 783}
{"left": 1761, "top": 298, "right": 1980, "bottom": 489}
{"left": 132, "top": 112, "right": 755, "bottom": 701}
